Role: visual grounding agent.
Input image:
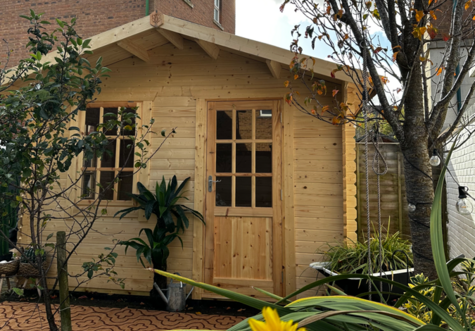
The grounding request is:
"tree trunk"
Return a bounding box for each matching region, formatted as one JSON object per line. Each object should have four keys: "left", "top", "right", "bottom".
{"left": 39, "top": 260, "right": 59, "bottom": 331}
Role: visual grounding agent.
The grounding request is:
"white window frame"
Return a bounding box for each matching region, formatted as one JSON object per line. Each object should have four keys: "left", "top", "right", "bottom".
{"left": 214, "top": 0, "right": 220, "bottom": 23}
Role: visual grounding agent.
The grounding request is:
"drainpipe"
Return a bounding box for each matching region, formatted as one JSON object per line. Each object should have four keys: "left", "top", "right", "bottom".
{"left": 453, "top": 0, "right": 462, "bottom": 112}
{"left": 146, "top": 0, "right": 150, "bottom": 16}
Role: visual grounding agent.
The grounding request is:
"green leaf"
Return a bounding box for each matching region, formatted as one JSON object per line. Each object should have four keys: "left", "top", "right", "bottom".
{"left": 430, "top": 141, "right": 460, "bottom": 314}
{"left": 12, "top": 288, "right": 24, "bottom": 297}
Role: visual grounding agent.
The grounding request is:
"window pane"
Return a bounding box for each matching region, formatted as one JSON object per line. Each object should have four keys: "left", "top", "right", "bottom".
{"left": 83, "top": 154, "right": 97, "bottom": 168}
{"left": 236, "top": 177, "right": 251, "bottom": 207}
{"left": 236, "top": 143, "right": 252, "bottom": 173}
{"left": 103, "top": 107, "right": 119, "bottom": 135}
{"left": 217, "top": 110, "right": 232, "bottom": 140}
{"left": 119, "top": 139, "right": 134, "bottom": 168}
{"left": 216, "top": 176, "right": 231, "bottom": 206}
{"left": 99, "top": 171, "right": 114, "bottom": 200}
{"left": 101, "top": 140, "right": 117, "bottom": 168}
{"left": 82, "top": 172, "right": 95, "bottom": 199}
{"left": 256, "top": 143, "right": 272, "bottom": 173}
{"left": 216, "top": 143, "right": 232, "bottom": 173}
{"left": 121, "top": 108, "right": 136, "bottom": 136}
{"left": 85, "top": 108, "right": 100, "bottom": 135}
{"left": 256, "top": 110, "right": 272, "bottom": 139}
{"left": 256, "top": 177, "right": 272, "bottom": 207}
{"left": 236, "top": 110, "right": 252, "bottom": 139}
{"left": 118, "top": 172, "right": 133, "bottom": 200}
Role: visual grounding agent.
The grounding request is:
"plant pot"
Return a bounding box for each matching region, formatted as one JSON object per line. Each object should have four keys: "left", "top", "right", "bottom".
{"left": 0, "top": 259, "right": 19, "bottom": 277}
{"left": 310, "top": 262, "right": 414, "bottom": 304}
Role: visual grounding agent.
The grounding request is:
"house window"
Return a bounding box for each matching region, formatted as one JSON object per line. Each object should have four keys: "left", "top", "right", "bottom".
{"left": 82, "top": 104, "right": 137, "bottom": 201}
{"left": 214, "top": 0, "right": 220, "bottom": 23}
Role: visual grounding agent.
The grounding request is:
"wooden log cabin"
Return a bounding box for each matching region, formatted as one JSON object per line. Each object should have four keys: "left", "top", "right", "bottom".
{"left": 16, "top": 11, "right": 359, "bottom": 299}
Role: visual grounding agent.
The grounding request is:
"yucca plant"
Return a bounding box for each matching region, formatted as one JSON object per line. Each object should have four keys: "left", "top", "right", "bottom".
{"left": 115, "top": 176, "right": 204, "bottom": 290}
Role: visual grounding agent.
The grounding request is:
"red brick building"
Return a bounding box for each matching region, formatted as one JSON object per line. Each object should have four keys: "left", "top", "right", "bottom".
{"left": 0, "top": 0, "right": 235, "bottom": 67}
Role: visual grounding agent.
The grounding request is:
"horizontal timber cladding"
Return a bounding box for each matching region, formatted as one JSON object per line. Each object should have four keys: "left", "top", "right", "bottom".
{"left": 15, "top": 38, "right": 355, "bottom": 297}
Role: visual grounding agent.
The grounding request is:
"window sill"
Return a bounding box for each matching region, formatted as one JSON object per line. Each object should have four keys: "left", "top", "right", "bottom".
{"left": 182, "top": 0, "right": 194, "bottom": 8}
{"left": 76, "top": 200, "right": 134, "bottom": 208}
{"left": 213, "top": 19, "right": 224, "bottom": 31}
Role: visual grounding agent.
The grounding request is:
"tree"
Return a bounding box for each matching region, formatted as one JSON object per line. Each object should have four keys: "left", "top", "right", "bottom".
{"left": 0, "top": 12, "right": 170, "bottom": 330}
{"left": 281, "top": 0, "right": 475, "bottom": 278}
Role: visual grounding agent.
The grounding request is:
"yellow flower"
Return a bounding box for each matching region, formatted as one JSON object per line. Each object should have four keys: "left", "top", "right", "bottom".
{"left": 248, "top": 307, "right": 306, "bottom": 331}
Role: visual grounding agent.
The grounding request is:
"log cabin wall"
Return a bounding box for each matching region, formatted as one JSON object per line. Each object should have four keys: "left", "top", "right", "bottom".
{"left": 16, "top": 38, "right": 357, "bottom": 297}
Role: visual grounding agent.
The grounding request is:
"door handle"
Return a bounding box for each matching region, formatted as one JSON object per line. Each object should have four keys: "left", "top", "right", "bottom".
{"left": 208, "top": 176, "right": 221, "bottom": 192}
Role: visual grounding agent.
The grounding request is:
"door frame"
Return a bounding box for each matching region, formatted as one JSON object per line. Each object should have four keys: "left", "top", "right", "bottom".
{"left": 192, "top": 98, "right": 284, "bottom": 299}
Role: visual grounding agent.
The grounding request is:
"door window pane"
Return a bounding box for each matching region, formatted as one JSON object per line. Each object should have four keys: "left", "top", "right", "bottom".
{"left": 256, "top": 177, "right": 272, "bottom": 207}
{"left": 103, "top": 107, "right": 119, "bottom": 135}
{"left": 119, "top": 139, "right": 134, "bottom": 168}
{"left": 256, "top": 143, "right": 272, "bottom": 173}
{"left": 118, "top": 173, "right": 133, "bottom": 200}
{"left": 99, "top": 171, "right": 115, "bottom": 200}
{"left": 101, "top": 140, "right": 117, "bottom": 168}
{"left": 235, "top": 177, "right": 252, "bottom": 207}
{"left": 216, "top": 176, "right": 232, "bottom": 206}
{"left": 236, "top": 143, "right": 252, "bottom": 173}
{"left": 216, "top": 144, "right": 232, "bottom": 173}
{"left": 256, "top": 110, "right": 273, "bottom": 139}
{"left": 236, "top": 110, "right": 252, "bottom": 139}
{"left": 217, "top": 111, "right": 232, "bottom": 140}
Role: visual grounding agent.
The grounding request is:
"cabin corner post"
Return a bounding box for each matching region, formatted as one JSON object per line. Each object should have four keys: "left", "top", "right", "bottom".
{"left": 342, "top": 83, "right": 358, "bottom": 243}
{"left": 192, "top": 98, "right": 207, "bottom": 299}
{"left": 282, "top": 101, "right": 296, "bottom": 296}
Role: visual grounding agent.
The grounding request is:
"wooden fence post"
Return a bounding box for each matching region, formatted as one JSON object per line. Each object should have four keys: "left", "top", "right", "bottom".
{"left": 57, "top": 231, "right": 72, "bottom": 331}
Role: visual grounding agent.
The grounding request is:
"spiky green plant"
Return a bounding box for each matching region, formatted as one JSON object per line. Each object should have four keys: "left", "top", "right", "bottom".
{"left": 115, "top": 176, "right": 204, "bottom": 289}
{"left": 320, "top": 223, "right": 413, "bottom": 274}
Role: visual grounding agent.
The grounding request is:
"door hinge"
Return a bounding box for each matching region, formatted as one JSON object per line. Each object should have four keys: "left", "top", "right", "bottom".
{"left": 281, "top": 190, "right": 283, "bottom": 201}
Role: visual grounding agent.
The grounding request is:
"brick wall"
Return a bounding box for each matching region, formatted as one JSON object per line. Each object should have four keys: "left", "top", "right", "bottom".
{"left": 0, "top": 0, "right": 235, "bottom": 67}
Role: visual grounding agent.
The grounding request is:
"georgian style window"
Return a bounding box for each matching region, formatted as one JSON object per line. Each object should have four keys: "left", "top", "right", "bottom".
{"left": 82, "top": 103, "right": 138, "bottom": 201}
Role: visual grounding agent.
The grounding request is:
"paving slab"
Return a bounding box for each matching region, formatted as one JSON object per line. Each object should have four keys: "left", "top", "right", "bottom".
{"left": 0, "top": 302, "right": 247, "bottom": 330}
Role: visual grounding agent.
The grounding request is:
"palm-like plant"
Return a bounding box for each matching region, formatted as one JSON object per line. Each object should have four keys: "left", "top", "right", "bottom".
{"left": 115, "top": 176, "right": 204, "bottom": 290}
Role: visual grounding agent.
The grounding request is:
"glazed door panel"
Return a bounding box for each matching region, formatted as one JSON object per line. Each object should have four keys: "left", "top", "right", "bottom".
{"left": 204, "top": 100, "right": 283, "bottom": 298}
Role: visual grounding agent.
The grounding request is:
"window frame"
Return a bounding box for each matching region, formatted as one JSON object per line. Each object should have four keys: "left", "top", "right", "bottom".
{"left": 214, "top": 0, "right": 220, "bottom": 23}
{"left": 78, "top": 102, "right": 142, "bottom": 204}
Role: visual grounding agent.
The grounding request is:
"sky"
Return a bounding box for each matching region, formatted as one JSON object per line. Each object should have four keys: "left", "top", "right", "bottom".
{"left": 235, "top": 0, "right": 332, "bottom": 60}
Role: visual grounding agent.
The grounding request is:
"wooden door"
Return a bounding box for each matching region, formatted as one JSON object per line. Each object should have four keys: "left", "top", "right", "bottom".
{"left": 204, "top": 100, "right": 283, "bottom": 298}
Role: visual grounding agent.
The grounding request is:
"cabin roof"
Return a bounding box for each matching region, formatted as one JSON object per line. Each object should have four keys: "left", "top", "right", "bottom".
{"left": 6, "top": 11, "right": 353, "bottom": 84}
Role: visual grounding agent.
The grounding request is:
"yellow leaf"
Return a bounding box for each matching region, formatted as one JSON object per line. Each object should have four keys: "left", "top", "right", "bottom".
{"left": 429, "top": 0, "right": 433, "bottom": 4}
{"left": 392, "top": 51, "right": 399, "bottom": 62}
{"left": 322, "top": 105, "right": 329, "bottom": 113}
{"left": 465, "top": 1, "right": 471, "bottom": 10}
{"left": 430, "top": 10, "right": 437, "bottom": 20}
{"left": 294, "top": 74, "right": 299, "bottom": 80}
{"left": 415, "top": 10, "right": 424, "bottom": 23}
{"left": 436, "top": 67, "right": 443, "bottom": 76}
{"left": 284, "top": 80, "right": 289, "bottom": 87}
{"left": 420, "top": 56, "right": 426, "bottom": 61}
{"left": 332, "top": 89, "right": 339, "bottom": 97}
{"left": 311, "top": 109, "right": 316, "bottom": 115}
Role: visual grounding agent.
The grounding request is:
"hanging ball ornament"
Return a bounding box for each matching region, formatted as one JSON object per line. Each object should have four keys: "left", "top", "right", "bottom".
{"left": 456, "top": 186, "right": 473, "bottom": 215}
{"left": 429, "top": 149, "right": 441, "bottom": 167}
{"left": 408, "top": 203, "right": 416, "bottom": 212}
